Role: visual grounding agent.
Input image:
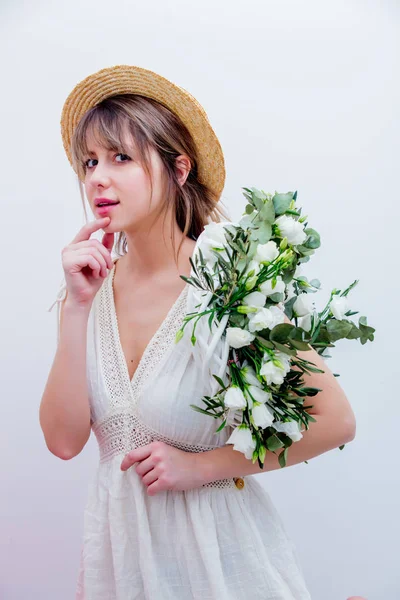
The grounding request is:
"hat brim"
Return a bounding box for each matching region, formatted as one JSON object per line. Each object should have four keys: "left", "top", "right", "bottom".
{"left": 60, "top": 64, "right": 225, "bottom": 201}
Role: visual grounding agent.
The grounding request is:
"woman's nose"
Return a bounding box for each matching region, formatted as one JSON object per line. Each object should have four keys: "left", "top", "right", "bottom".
{"left": 90, "top": 162, "right": 112, "bottom": 187}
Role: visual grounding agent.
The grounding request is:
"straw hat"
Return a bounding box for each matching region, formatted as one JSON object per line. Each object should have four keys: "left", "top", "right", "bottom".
{"left": 60, "top": 64, "right": 226, "bottom": 201}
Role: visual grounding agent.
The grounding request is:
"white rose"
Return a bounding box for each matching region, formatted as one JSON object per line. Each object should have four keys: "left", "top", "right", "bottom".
{"left": 294, "top": 265, "right": 303, "bottom": 278}
{"left": 293, "top": 294, "right": 314, "bottom": 317}
{"left": 224, "top": 386, "right": 247, "bottom": 409}
{"left": 240, "top": 365, "right": 263, "bottom": 388}
{"left": 273, "top": 420, "right": 303, "bottom": 442}
{"left": 269, "top": 305, "right": 285, "bottom": 326}
{"left": 245, "top": 259, "right": 261, "bottom": 277}
{"left": 254, "top": 241, "right": 279, "bottom": 263}
{"left": 274, "top": 350, "right": 292, "bottom": 373}
{"left": 285, "top": 281, "right": 296, "bottom": 301}
{"left": 298, "top": 314, "right": 312, "bottom": 332}
{"left": 247, "top": 307, "right": 274, "bottom": 332}
{"left": 275, "top": 215, "right": 307, "bottom": 246}
{"left": 226, "top": 424, "right": 257, "bottom": 459}
{"left": 247, "top": 385, "right": 272, "bottom": 404}
{"left": 200, "top": 222, "right": 229, "bottom": 265}
{"left": 226, "top": 327, "right": 255, "bottom": 349}
{"left": 260, "top": 351, "right": 291, "bottom": 385}
{"left": 329, "top": 296, "right": 349, "bottom": 320}
{"left": 252, "top": 403, "right": 275, "bottom": 428}
{"left": 248, "top": 305, "right": 284, "bottom": 333}
{"left": 242, "top": 291, "right": 267, "bottom": 307}
{"left": 259, "top": 276, "right": 286, "bottom": 297}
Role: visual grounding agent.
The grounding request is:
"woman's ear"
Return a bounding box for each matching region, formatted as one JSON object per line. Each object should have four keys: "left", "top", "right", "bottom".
{"left": 175, "top": 154, "right": 191, "bottom": 187}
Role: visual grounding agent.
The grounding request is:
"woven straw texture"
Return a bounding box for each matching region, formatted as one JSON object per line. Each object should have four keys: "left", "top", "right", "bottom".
{"left": 60, "top": 64, "right": 225, "bottom": 200}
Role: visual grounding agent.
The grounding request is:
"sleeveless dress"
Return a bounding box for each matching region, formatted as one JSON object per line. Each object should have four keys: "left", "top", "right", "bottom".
{"left": 48, "top": 229, "right": 312, "bottom": 600}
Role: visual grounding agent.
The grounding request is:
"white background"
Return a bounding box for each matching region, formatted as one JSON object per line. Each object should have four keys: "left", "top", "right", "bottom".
{"left": 1, "top": 1, "right": 398, "bottom": 598}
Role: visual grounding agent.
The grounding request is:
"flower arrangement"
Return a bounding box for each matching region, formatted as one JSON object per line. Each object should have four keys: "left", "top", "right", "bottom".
{"left": 175, "top": 189, "right": 375, "bottom": 468}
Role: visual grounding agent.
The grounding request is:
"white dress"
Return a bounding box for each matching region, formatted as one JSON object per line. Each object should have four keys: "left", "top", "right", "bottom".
{"left": 48, "top": 230, "right": 312, "bottom": 600}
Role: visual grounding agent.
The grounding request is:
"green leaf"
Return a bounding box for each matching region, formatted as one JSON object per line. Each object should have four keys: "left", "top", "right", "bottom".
{"left": 278, "top": 447, "right": 289, "bottom": 468}
{"left": 297, "top": 386, "right": 322, "bottom": 397}
{"left": 255, "top": 335, "right": 275, "bottom": 350}
{"left": 269, "top": 292, "right": 284, "bottom": 303}
{"left": 345, "top": 323, "right": 361, "bottom": 340}
{"left": 289, "top": 338, "right": 312, "bottom": 351}
{"left": 251, "top": 190, "right": 264, "bottom": 210}
{"left": 309, "top": 278, "right": 321, "bottom": 289}
{"left": 295, "top": 245, "right": 315, "bottom": 256}
{"left": 281, "top": 264, "right": 297, "bottom": 284}
{"left": 303, "top": 228, "right": 321, "bottom": 249}
{"left": 216, "top": 418, "right": 227, "bottom": 433}
{"left": 212, "top": 374, "right": 227, "bottom": 390}
{"left": 259, "top": 198, "right": 275, "bottom": 223}
{"left": 272, "top": 342, "right": 297, "bottom": 356}
{"left": 208, "top": 311, "right": 215, "bottom": 332}
{"left": 326, "top": 319, "right": 353, "bottom": 342}
{"left": 266, "top": 434, "right": 285, "bottom": 452}
{"left": 273, "top": 192, "right": 294, "bottom": 216}
{"left": 284, "top": 296, "right": 297, "bottom": 320}
{"left": 270, "top": 323, "right": 295, "bottom": 344}
{"left": 245, "top": 204, "right": 254, "bottom": 214}
{"left": 358, "top": 316, "right": 375, "bottom": 344}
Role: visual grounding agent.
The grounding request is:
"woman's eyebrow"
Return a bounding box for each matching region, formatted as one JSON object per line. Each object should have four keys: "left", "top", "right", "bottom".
{"left": 85, "top": 146, "right": 116, "bottom": 156}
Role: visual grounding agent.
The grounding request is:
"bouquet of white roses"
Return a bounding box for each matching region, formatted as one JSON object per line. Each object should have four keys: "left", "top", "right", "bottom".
{"left": 175, "top": 188, "right": 375, "bottom": 469}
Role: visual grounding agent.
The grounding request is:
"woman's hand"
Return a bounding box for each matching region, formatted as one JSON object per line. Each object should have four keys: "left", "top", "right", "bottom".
{"left": 61, "top": 216, "right": 114, "bottom": 308}
{"left": 120, "top": 441, "right": 206, "bottom": 495}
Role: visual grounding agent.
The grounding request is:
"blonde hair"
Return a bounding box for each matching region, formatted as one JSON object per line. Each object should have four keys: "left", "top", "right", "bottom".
{"left": 70, "top": 93, "right": 230, "bottom": 262}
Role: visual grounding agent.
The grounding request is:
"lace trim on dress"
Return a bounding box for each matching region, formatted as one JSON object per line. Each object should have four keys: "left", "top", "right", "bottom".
{"left": 98, "top": 266, "right": 133, "bottom": 409}
{"left": 92, "top": 407, "right": 242, "bottom": 490}
{"left": 101, "top": 261, "right": 190, "bottom": 409}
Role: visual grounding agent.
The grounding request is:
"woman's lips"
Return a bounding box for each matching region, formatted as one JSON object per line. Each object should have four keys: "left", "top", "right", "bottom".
{"left": 95, "top": 203, "right": 120, "bottom": 216}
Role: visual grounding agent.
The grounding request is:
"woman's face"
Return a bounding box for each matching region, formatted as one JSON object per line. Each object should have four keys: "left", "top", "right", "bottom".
{"left": 83, "top": 130, "right": 167, "bottom": 233}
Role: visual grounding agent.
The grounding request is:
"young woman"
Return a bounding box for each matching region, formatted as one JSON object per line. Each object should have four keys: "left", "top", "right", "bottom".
{"left": 40, "top": 65, "right": 356, "bottom": 599}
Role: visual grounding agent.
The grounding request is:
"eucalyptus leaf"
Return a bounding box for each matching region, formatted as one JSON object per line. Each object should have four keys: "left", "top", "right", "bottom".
{"left": 289, "top": 339, "right": 312, "bottom": 351}
{"left": 278, "top": 447, "right": 289, "bottom": 468}
{"left": 255, "top": 335, "right": 275, "bottom": 350}
{"left": 358, "top": 317, "right": 375, "bottom": 344}
{"left": 265, "top": 434, "right": 285, "bottom": 452}
{"left": 284, "top": 296, "right": 297, "bottom": 320}
{"left": 270, "top": 323, "right": 295, "bottom": 343}
{"left": 239, "top": 214, "right": 256, "bottom": 230}
{"left": 326, "top": 319, "right": 353, "bottom": 342}
{"left": 303, "top": 228, "right": 321, "bottom": 249}
{"left": 273, "top": 192, "right": 294, "bottom": 216}
{"left": 269, "top": 292, "right": 285, "bottom": 303}
{"left": 259, "top": 199, "right": 275, "bottom": 223}
{"left": 345, "top": 324, "right": 361, "bottom": 340}
{"left": 295, "top": 245, "right": 315, "bottom": 256}
{"left": 272, "top": 342, "right": 297, "bottom": 356}
{"left": 309, "top": 279, "right": 321, "bottom": 289}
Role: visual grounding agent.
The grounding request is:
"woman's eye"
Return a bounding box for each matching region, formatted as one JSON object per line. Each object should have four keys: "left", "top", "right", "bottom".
{"left": 115, "top": 153, "right": 131, "bottom": 162}
{"left": 83, "top": 154, "right": 131, "bottom": 170}
{"left": 84, "top": 158, "right": 97, "bottom": 169}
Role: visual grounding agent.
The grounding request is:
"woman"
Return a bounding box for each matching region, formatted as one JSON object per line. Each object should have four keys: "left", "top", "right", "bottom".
{"left": 40, "top": 65, "right": 356, "bottom": 599}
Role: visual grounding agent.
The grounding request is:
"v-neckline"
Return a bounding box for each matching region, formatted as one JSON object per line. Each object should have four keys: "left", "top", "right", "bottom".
{"left": 108, "top": 259, "right": 189, "bottom": 389}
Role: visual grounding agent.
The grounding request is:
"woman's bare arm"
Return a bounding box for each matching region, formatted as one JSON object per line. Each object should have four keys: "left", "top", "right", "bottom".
{"left": 195, "top": 345, "right": 356, "bottom": 482}
{"left": 39, "top": 293, "right": 92, "bottom": 460}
